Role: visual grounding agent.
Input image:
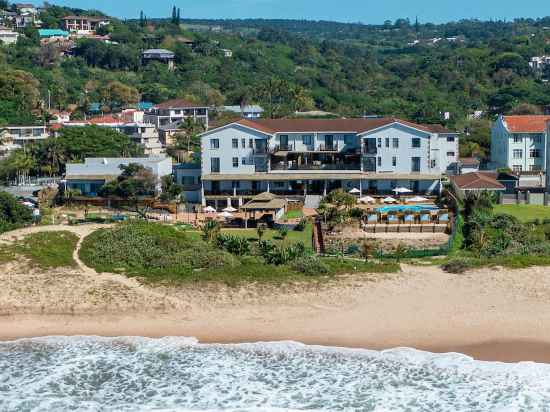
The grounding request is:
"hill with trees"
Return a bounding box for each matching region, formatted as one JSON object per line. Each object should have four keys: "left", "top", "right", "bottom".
{"left": 2, "top": 2, "right": 550, "bottom": 161}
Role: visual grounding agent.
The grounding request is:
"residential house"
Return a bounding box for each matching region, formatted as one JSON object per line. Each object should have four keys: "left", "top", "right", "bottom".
{"left": 144, "top": 99, "right": 209, "bottom": 130}
{"left": 490, "top": 115, "right": 550, "bottom": 173}
{"left": 2, "top": 125, "right": 49, "bottom": 148}
{"left": 62, "top": 15, "right": 110, "bottom": 34}
{"left": 221, "top": 48, "right": 232, "bottom": 57}
{"left": 65, "top": 156, "right": 172, "bottom": 196}
{"left": 121, "top": 123, "right": 164, "bottom": 156}
{"left": 14, "top": 4, "right": 38, "bottom": 15}
{"left": 198, "top": 117, "right": 459, "bottom": 209}
{"left": 0, "top": 27, "right": 19, "bottom": 45}
{"left": 449, "top": 172, "right": 505, "bottom": 197}
{"left": 174, "top": 163, "right": 202, "bottom": 203}
{"left": 141, "top": 48, "right": 175, "bottom": 70}
{"left": 529, "top": 56, "right": 550, "bottom": 72}
{"left": 447, "top": 157, "right": 480, "bottom": 175}
{"left": 222, "top": 105, "right": 264, "bottom": 119}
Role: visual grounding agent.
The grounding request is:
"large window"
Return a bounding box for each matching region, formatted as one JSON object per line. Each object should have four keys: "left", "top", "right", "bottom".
{"left": 210, "top": 139, "right": 219, "bottom": 149}
{"left": 232, "top": 139, "right": 238, "bottom": 149}
{"left": 385, "top": 138, "right": 390, "bottom": 148}
{"left": 241, "top": 138, "right": 246, "bottom": 148}
{"left": 344, "top": 135, "right": 355, "bottom": 145}
{"left": 377, "top": 157, "right": 382, "bottom": 167}
{"left": 446, "top": 151, "right": 455, "bottom": 157}
{"left": 377, "top": 138, "right": 382, "bottom": 148}
{"left": 412, "top": 138, "right": 421, "bottom": 148}
{"left": 210, "top": 157, "right": 220, "bottom": 173}
{"left": 513, "top": 135, "right": 522, "bottom": 143}
{"left": 232, "top": 157, "right": 239, "bottom": 168}
{"left": 513, "top": 149, "right": 523, "bottom": 159}
{"left": 411, "top": 157, "right": 421, "bottom": 172}
{"left": 446, "top": 136, "right": 455, "bottom": 142}
{"left": 392, "top": 156, "right": 397, "bottom": 167}
{"left": 533, "top": 135, "right": 542, "bottom": 144}
{"left": 302, "top": 135, "right": 313, "bottom": 145}
{"left": 512, "top": 165, "right": 522, "bottom": 173}
{"left": 530, "top": 149, "right": 541, "bottom": 158}
{"left": 392, "top": 138, "right": 399, "bottom": 148}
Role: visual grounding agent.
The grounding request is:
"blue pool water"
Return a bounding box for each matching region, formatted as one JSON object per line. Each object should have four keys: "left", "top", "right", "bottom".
{"left": 376, "top": 204, "right": 439, "bottom": 213}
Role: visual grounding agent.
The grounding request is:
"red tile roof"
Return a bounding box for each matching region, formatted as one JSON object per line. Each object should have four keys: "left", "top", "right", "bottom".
{"left": 154, "top": 99, "right": 206, "bottom": 109}
{"left": 233, "top": 117, "right": 454, "bottom": 135}
{"left": 450, "top": 172, "right": 505, "bottom": 190}
{"left": 503, "top": 115, "right": 550, "bottom": 133}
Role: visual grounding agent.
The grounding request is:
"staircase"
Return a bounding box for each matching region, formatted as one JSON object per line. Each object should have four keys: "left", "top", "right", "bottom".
{"left": 304, "top": 194, "right": 323, "bottom": 209}
{"left": 312, "top": 219, "right": 325, "bottom": 255}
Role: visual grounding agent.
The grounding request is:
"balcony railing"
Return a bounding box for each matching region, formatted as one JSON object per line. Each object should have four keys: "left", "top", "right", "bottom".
{"left": 317, "top": 144, "right": 339, "bottom": 152}
{"left": 271, "top": 162, "right": 361, "bottom": 171}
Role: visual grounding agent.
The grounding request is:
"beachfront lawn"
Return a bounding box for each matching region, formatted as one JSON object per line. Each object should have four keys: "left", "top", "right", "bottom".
{"left": 281, "top": 210, "right": 304, "bottom": 220}
{"left": 494, "top": 204, "right": 550, "bottom": 223}
{"left": 80, "top": 222, "right": 397, "bottom": 285}
{"left": 182, "top": 223, "right": 314, "bottom": 249}
{"left": 7, "top": 231, "right": 79, "bottom": 268}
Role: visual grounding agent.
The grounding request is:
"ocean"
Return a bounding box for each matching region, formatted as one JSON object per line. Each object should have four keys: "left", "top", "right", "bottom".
{"left": 1, "top": 336, "right": 550, "bottom": 411}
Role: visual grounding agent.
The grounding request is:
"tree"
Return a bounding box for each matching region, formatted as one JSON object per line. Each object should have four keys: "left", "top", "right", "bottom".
{"left": 100, "top": 81, "right": 139, "bottom": 111}
{"left": 174, "top": 116, "right": 205, "bottom": 153}
{"left": 176, "top": 8, "right": 181, "bottom": 24}
{"left": 0, "top": 191, "right": 33, "bottom": 233}
{"left": 202, "top": 220, "right": 220, "bottom": 242}
{"left": 257, "top": 224, "right": 266, "bottom": 241}
{"left": 171, "top": 5, "right": 177, "bottom": 24}
{"left": 0, "top": 69, "right": 41, "bottom": 125}
{"left": 99, "top": 163, "right": 157, "bottom": 218}
{"left": 159, "top": 174, "right": 183, "bottom": 202}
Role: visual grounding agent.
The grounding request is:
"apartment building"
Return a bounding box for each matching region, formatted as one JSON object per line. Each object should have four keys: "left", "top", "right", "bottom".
{"left": 121, "top": 123, "right": 164, "bottom": 156}
{"left": 491, "top": 115, "right": 550, "bottom": 173}
{"left": 144, "top": 99, "right": 209, "bottom": 130}
{"left": 61, "top": 15, "right": 110, "bottom": 34}
{"left": 197, "top": 117, "right": 458, "bottom": 208}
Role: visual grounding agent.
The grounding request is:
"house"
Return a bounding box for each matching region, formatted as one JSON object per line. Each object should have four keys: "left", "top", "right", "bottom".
{"left": 65, "top": 156, "right": 172, "bottom": 196}
{"left": 144, "top": 99, "right": 209, "bottom": 130}
{"left": 14, "top": 4, "right": 38, "bottom": 15}
{"left": 449, "top": 172, "right": 505, "bottom": 197}
{"left": 48, "top": 110, "right": 71, "bottom": 124}
{"left": 2, "top": 126, "right": 49, "bottom": 147}
{"left": 490, "top": 115, "right": 550, "bottom": 173}
{"left": 447, "top": 157, "right": 480, "bottom": 175}
{"left": 174, "top": 163, "right": 202, "bottom": 203}
{"left": 222, "top": 105, "right": 264, "bottom": 119}
{"left": 198, "top": 117, "right": 459, "bottom": 209}
{"left": 62, "top": 15, "right": 110, "bottom": 34}
{"left": 141, "top": 48, "right": 175, "bottom": 71}
{"left": 120, "top": 123, "right": 164, "bottom": 156}
{"left": 241, "top": 192, "right": 287, "bottom": 225}
{"left": 221, "top": 48, "right": 232, "bottom": 57}
{"left": 0, "top": 27, "right": 19, "bottom": 45}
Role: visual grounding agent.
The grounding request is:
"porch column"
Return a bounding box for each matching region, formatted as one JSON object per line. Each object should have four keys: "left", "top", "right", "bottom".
{"left": 359, "top": 179, "right": 363, "bottom": 196}
{"left": 304, "top": 181, "right": 308, "bottom": 196}
{"left": 239, "top": 197, "right": 243, "bottom": 207}
{"left": 267, "top": 181, "right": 270, "bottom": 193}
{"left": 323, "top": 180, "right": 327, "bottom": 196}
{"left": 227, "top": 197, "right": 231, "bottom": 207}
{"left": 233, "top": 186, "right": 237, "bottom": 196}
{"left": 201, "top": 182, "right": 206, "bottom": 206}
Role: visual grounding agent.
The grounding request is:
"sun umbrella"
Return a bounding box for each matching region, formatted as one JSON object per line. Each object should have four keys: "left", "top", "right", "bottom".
{"left": 218, "top": 211, "right": 233, "bottom": 218}
{"left": 383, "top": 196, "right": 397, "bottom": 203}
{"left": 393, "top": 187, "right": 413, "bottom": 194}
{"left": 407, "top": 196, "right": 429, "bottom": 203}
{"left": 203, "top": 206, "right": 216, "bottom": 213}
{"left": 358, "top": 196, "right": 375, "bottom": 204}
{"left": 349, "top": 188, "right": 361, "bottom": 194}
{"left": 22, "top": 201, "right": 35, "bottom": 208}
{"left": 223, "top": 206, "right": 237, "bottom": 212}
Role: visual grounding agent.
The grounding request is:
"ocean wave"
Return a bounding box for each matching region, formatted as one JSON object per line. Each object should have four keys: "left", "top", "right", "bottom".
{"left": 1, "top": 336, "right": 550, "bottom": 411}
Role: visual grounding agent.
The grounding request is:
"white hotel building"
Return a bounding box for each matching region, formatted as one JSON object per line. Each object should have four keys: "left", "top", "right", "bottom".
{"left": 196, "top": 117, "right": 459, "bottom": 208}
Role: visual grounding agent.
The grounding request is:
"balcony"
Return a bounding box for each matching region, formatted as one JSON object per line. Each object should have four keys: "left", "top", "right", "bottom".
{"left": 317, "top": 144, "right": 339, "bottom": 152}
{"left": 271, "top": 162, "right": 361, "bottom": 171}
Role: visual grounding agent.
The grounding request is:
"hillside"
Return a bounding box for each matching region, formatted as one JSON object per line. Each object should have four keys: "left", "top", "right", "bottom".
{"left": 2, "top": 3, "right": 550, "bottom": 159}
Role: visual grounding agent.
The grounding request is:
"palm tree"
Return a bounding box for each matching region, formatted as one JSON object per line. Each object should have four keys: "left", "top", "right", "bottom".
{"left": 179, "top": 117, "right": 205, "bottom": 153}
{"left": 41, "top": 139, "right": 66, "bottom": 177}
{"left": 202, "top": 220, "right": 220, "bottom": 243}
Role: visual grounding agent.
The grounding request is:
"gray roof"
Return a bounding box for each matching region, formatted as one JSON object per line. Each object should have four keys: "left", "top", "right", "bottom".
{"left": 142, "top": 49, "right": 175, "bottom": 58}
{"left": 66, "top": 157, "right": 169, "bottom": 179}
{"left": 223, "top": 105, "right": 264, "bottom": 114}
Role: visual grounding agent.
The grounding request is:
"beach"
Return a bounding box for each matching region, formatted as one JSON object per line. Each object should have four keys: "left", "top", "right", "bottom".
{"left": 2, "top": 230, "right": 550, "bottom": 364}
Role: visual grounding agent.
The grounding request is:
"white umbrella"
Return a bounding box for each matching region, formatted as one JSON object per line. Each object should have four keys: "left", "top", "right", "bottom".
{"left": 203, "top": 206, "right": 216, "bottom": 213}
{"left": 358, "top": 196, "right": 375, "bottom": 204}
{"left": 349, "top": 188, "right": 361, "bottom": 194}
{"left": 22, "top": 201, "right": 35, "bottom": 208}
{"left": 407, "top": 196, "right": 429, "bottom": 203}
{"left": 223, "top": 206, "right": 237, "bottom": 212}
{"left": 393, "top": 187, "right": 413, "bottom": 194}
{"left": 383, "top": 196, "right": 397, "bottom": 203}
{"left": 218, "top": 211, "right": 233, "bottom": 218}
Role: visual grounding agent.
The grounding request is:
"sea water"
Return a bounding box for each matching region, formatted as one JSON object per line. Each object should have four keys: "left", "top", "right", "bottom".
{"left": 1, "top": 336, "right": 550, "bottom": 411}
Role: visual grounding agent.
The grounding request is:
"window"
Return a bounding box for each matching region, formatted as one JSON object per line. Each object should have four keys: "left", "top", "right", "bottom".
{"left": 232, "top": 139, "right": 238, "bottom": 149}
{"left": 392, "top": 156, "right": 397, "bottom": 167}
{"left": 182, "top": 176, "right": 195, "bottom": 185}
{"left": 231, "top": 180, "right": 240, "bottom": 188}
{"left": 446, "top": 151, "right": 455, "bottom": 157}
{"left": 241, "top": 138, "right": 246, "bottom": 148}
{"left": 513, "top": 135, "right": 522, "bottom": 143}
{"left": 33, "top": 128, "right": 43, "bottom": 137}
{"left": 411, "top": 157, "right": 421, "bottom": 172}
{"left": 431, "top": 159, "right": 437, "bottom": 168}
{"left": 385, "top": 138, "right": 390, "bottom": 148}
{"left": 530, "top": 149, "right": 541, "bottom": 158}
{"left": 392, "top": 138, "right": 399, "bottom": 148}
{"left": 302, "top": 135, "right": 313, "bottom": 145}
{"left": 533, "top": 135, "right": 542, "bottom": 144}
{"left": 242, "top": 157, "right": 248, "bottom": 165}
{"left": 344, "top": 134, "right": 355, "bottom": 145}
{"left": 274, "top": 181, "right": 285, "bottom": 188}
{"left": 446, "top": 136, "right": 455, "bottom": 142}
{"left": 530, "top": 165, "right": 543, "bottom": 171}
{"left": 412, "top": 138, "right": 421, "bottom": 148}
{"left": 512, "top": 165, "right": 522, "bottom": 173}
{"left": 377, "top": 157, "right": 382, "bottom": 167}
{"left": 211, "top": 158, "right": 220, "bottom": 173}
{"left": 377, "top": 138, "right": 382, "bottom": 148}
{"left": 210, "top": 139, "right": 219, "bottom": 149}
{"left": 249, "top": 139, "right": 254, "bottom": 149}
{"left": 232, "top": 157, "right": 239, "bottom": 168}
{"left": 513, "top": 149, "right": 523, "bottom": 159}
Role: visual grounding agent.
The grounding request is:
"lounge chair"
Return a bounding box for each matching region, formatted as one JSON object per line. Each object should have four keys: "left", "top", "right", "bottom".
{"left": 403, "top": 212, "right": 414, "bottom": 224}
{"left": 367, "top": 213, "right": 378, "bottom": 224}
{"left": 419, "top": 213, "right": 431, "bottom": 224}
{"left": 438, "top": 212, "right": 449, "bottom": 224}
{"left": 387, "top": 213, "right": 399, "bottom": 224}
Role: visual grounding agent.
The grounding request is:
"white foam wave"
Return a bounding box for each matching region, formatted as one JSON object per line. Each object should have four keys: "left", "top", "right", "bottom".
{"left": 2, "top": 336, "right": 550, "bottom": 411}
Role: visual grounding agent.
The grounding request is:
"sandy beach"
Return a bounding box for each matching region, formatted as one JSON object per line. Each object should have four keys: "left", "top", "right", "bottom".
{"left": 2, "top": 224, "right": 550, "bottom": 363}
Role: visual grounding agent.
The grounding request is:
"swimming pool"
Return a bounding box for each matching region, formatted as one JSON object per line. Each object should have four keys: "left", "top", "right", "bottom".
{"left": 376, "top": 204, "right": 439, "bottom": 213}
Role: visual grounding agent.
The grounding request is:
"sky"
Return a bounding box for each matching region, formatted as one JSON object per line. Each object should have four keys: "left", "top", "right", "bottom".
{"left": 29, "top": 0, "right": 550, "bottom": 24}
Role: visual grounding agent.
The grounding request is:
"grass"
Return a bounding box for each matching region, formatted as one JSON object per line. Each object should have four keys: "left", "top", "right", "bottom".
{"left": 281, "top": 210, "right": 304, "bottom": 220}
{"left": 9, "top": 231, "right": 79, "bottom": 268}
{"left": 494, "top": 204, "right": 550, "bottom": 223}
{"left": 80, "top": 222, "right": 397, "bottom": 285}
{"left": 181, "top": 223, "right": 314, "bottom": 249}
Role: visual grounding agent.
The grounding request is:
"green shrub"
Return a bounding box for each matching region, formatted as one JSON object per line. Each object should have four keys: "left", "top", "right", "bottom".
{"left": 258, "top": 240, "right": 308, "bottom": 265}
{"left": 294, "top": 218, "right": 307, "bottom": 232}
{"left": 346, "top": 243, "right": 360, "bottom": 255}
{"left": 442, "top": 259, "right": 473, "bottom": 274}
{"left": 216, "top": 233, "right": 251, "bottom": 256}
{"left": 291, "top": 256, "right": 329, "bottom": 276}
